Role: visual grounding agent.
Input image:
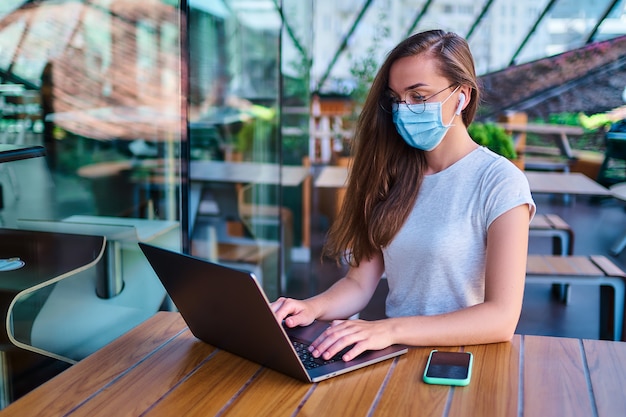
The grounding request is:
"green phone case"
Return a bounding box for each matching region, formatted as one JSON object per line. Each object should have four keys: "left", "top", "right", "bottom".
{"left": 423, "top": 350, "right": 473, "bottom": 386}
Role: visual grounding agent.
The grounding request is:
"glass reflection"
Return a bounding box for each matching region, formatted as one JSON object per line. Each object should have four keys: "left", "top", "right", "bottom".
{"left": 515, "top": 0, "right": 619, "bottom": 65}
{"left": 188, "top": 0, "right": 312, "bottom": 300}
{"left": 0, "top": 0, "right": 183, "bottom": 393}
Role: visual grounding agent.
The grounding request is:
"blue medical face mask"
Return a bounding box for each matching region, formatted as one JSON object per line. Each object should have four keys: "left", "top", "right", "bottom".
{"left": 392, "top": 86, "right": 459, "bottom": 151}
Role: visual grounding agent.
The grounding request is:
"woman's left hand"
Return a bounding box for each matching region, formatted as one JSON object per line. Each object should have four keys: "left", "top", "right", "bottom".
{"left": 309, "top": 319, "right": 393, "bottom": 362}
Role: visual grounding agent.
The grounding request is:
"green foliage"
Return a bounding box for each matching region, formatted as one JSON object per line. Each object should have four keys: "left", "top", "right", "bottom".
{"left": 349, "top": 52, "right": 378, "bottom": 110}
{"left": 532, "top": 112, "right": 581, "bottom": 127}
{"left": 348, "top": 9, "right": 389, "bottom": 114}
{"left": 578, "top": 112, "right": 613, "bottom": 130}
{"left": 235, "top": 105, "right": 277, "bottom": 158}
{"left": 529, "top": 112, "right": 605, "bottom": 151}
{"left": 468, "top": 122, "right": 517, "bottom": 160}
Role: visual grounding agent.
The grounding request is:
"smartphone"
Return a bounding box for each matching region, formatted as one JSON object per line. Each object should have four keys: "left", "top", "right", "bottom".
{"left": 423, "top": 350, "right": 473, "bottom": 386}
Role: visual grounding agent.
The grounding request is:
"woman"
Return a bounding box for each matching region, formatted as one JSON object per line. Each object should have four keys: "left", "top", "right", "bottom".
{"left": 272, "top": 30, "right": 535, "bottom": 362}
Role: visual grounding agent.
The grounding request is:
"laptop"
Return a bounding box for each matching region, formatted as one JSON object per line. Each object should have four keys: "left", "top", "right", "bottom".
{"left": 139, "top": 242, "right": 407, "bottom": 382}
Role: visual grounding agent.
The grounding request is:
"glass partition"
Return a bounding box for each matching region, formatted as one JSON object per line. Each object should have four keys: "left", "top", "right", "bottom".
{"left": 467, "top": 0, "right": 554, "bottom": 74}
{"left": 188, "top": 0, "right": 313, "bottom": 300}
{"left": 0, "top": 1, "right": 184, "bottom": 401}
{"left": 0, "top": 0, "right": 182, "bottom": 224}
{"left": 0, "top": 3, "right": 316, "bottom": 390}
{"left": 592, "top": 0, "right": 626, "bottom": 42}
{"left": 514, "top": 0, "right": 620, "bottom": 65}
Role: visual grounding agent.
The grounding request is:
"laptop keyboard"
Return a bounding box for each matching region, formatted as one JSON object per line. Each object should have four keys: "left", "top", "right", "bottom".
{"left": 292, "top": 340, "right": 341, "bottom": 370}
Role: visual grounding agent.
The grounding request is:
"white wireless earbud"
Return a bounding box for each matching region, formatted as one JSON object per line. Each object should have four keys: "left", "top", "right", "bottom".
{"left": 455, "top": 93, "right": 466, "bottom": 115}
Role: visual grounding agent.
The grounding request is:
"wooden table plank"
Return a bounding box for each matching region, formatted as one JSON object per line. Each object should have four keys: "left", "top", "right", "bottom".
{"left": 526, "top": 255, "right": 604, "bottom": 276}
{"left": 529, "top": 214, "right": 552, "bottom": 229}
{"left": 300, "top": 359, "right": 392, "bottom": 416}
{"left": 523, "top": 336, "right": 593, "bottom": 417}
{"left": 544, "top": 213, "right": 571, "bottom": 230}
{"left": 583, "top": 339, "right": 626, "bottom": 417}
{"left": 144, "top": 350, "right": 264, "bottom": 417}
{"left": 373, "top": 347, "right": 449, "bottom": 417}
{"left": 315, "top": 164, "right": 611, "bottom": 196}
{"left": 449, "top": 337, "right": 521, "bottom": 417}
{"left": 220, "top": 368, "right": 312, "bottom": 417}
{"left": 70, "top": 329, "right": 215, "bottom": 416}
{"left": 0, "top": 312, "right": 184, "bottom": 417}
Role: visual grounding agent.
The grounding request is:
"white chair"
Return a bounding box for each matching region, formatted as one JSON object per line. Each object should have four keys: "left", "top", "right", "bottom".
{"left": 14, "top": 216, "right": 180, "bottom": 362}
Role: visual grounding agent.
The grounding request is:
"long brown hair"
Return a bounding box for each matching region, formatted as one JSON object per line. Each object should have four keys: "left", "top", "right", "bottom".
{"left": 323, "top": 30, "right": 481, "bottom": 266}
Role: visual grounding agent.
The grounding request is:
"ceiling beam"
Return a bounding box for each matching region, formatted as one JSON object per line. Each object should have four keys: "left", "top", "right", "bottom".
{"left": 272, "top": 0, "right": 310, "bottom": 64}
{"left": 316, "top": 0, "right": 374, "bottom": 91}
{"left": 465, "top": 0, "right": 496, "bottom": 40}
{"left": 509, "top": 0, "right": 560, "bottom": 66}
{"left": 405, "top": 0, "right": 434, "bottom": 37}
{"left": 585, "top": 0, "right": 621, "bottom": 44}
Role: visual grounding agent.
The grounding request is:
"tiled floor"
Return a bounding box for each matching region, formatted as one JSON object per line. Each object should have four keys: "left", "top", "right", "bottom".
{"left": 286, "top": 185, "right": 626, "bottom": 341}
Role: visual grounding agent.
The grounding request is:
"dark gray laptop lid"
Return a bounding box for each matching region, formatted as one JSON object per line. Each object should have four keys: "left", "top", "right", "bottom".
{"left": 138, "top": 242, "right": 311, "bottom": 381}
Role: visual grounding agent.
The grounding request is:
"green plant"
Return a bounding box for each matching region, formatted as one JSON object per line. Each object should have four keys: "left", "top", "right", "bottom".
{"left": 235, "top": 105, "right": 277, "bottom": 159}
{"left": 468, "top": 122, "right": 517, "bottom": 160}
{"left": 348, "top": 9, "right": 389, "bottom": 116}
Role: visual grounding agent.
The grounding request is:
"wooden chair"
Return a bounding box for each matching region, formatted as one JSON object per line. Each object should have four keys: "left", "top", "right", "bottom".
{"left": 237, "top": 182, "right": 293, "bottom": 277}
{"left": 190, "top": 183, "right": 285, "bottom": 297}
{"left": 529, "top": 213, "right": 574, "bottom": 256}
{"left": 529, "top": 213, "right": 575, "bottom": 302}
{"left": 317, "top": 156, "right": 351, "bottom": 225}
{"left": 526, "top": 254, "right": 626, "bottom": 341}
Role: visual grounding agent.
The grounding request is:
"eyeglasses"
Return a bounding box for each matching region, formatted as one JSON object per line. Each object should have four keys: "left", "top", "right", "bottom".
{"left": 380, "top": 84, "right": 457, "bottom": 114}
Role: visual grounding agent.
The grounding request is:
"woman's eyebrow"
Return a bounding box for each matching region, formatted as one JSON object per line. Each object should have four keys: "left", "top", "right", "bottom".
{"left": 388, "top": 82, "right": 426, "bottom": 96}
{"left": 403, "top": 82, "right": 427, "bottom": 91}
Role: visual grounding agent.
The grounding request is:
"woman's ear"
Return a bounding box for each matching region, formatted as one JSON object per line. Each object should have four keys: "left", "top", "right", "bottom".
{"left": 455, "top": 87, "right": 472, "bottom": 115}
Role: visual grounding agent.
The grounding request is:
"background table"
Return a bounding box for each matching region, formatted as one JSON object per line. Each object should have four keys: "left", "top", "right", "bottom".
{"left": 315, "top": 166, "right": 612, "bottom": 196}
{"left": 314, "top": 165, "right": 348, "bottom": 188}
{"left": 496, "top": 122, "right": 584, "bottom": 158}
{"left": 524, "top": 171, "right": 611, "bottom": 196}
{"left": 190, "top": 160, "right": 309, "bottom": 187}
{"left": 3, "top": 311, "right": 625, "bottom": 416}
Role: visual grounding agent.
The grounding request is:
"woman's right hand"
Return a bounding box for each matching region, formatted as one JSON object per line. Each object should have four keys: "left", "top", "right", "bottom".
{"left": 270, "top": 297, "right": 317, "bottom": 328}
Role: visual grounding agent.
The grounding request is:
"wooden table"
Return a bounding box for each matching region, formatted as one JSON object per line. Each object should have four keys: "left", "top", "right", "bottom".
{"left": 188, "top": 159, "right": 310, "bottom": 235}
{"left": 524, "top": 171, "right": 611, "bottom": 196}
{"left": 190, "top": 160, "right": 309, "bottom": 187}
{"left": 315, "top": 166, "right": 612, "bottom": 196}
{"left": 496, "top": 122, "right": 585, "bottom": 160}
{"left": 4, "top": 312, "right": 625, "bottom": 417}
{"left": 78, "top": 159, "right": 311, "bottom": 186}
{"left": 77, "top": 159, "right": 310, "bottom": 237}
{"left": 314, "top": 167, "right": 611, "bottom": 215}
{"left": 314, "top": 165, "right": 348, "bottom": 188}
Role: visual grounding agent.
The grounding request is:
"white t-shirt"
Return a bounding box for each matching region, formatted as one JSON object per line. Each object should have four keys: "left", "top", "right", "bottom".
{"left": 382, "top": 146, "right": 536, "bottom": 317}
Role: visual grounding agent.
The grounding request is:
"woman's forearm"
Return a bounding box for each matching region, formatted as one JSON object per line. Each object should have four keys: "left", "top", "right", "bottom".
{"left": 306, "top": 273, "right": 381, "bottom": 321}
{"left": 387, "top": 299, "right": 521, "bottom": 347}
